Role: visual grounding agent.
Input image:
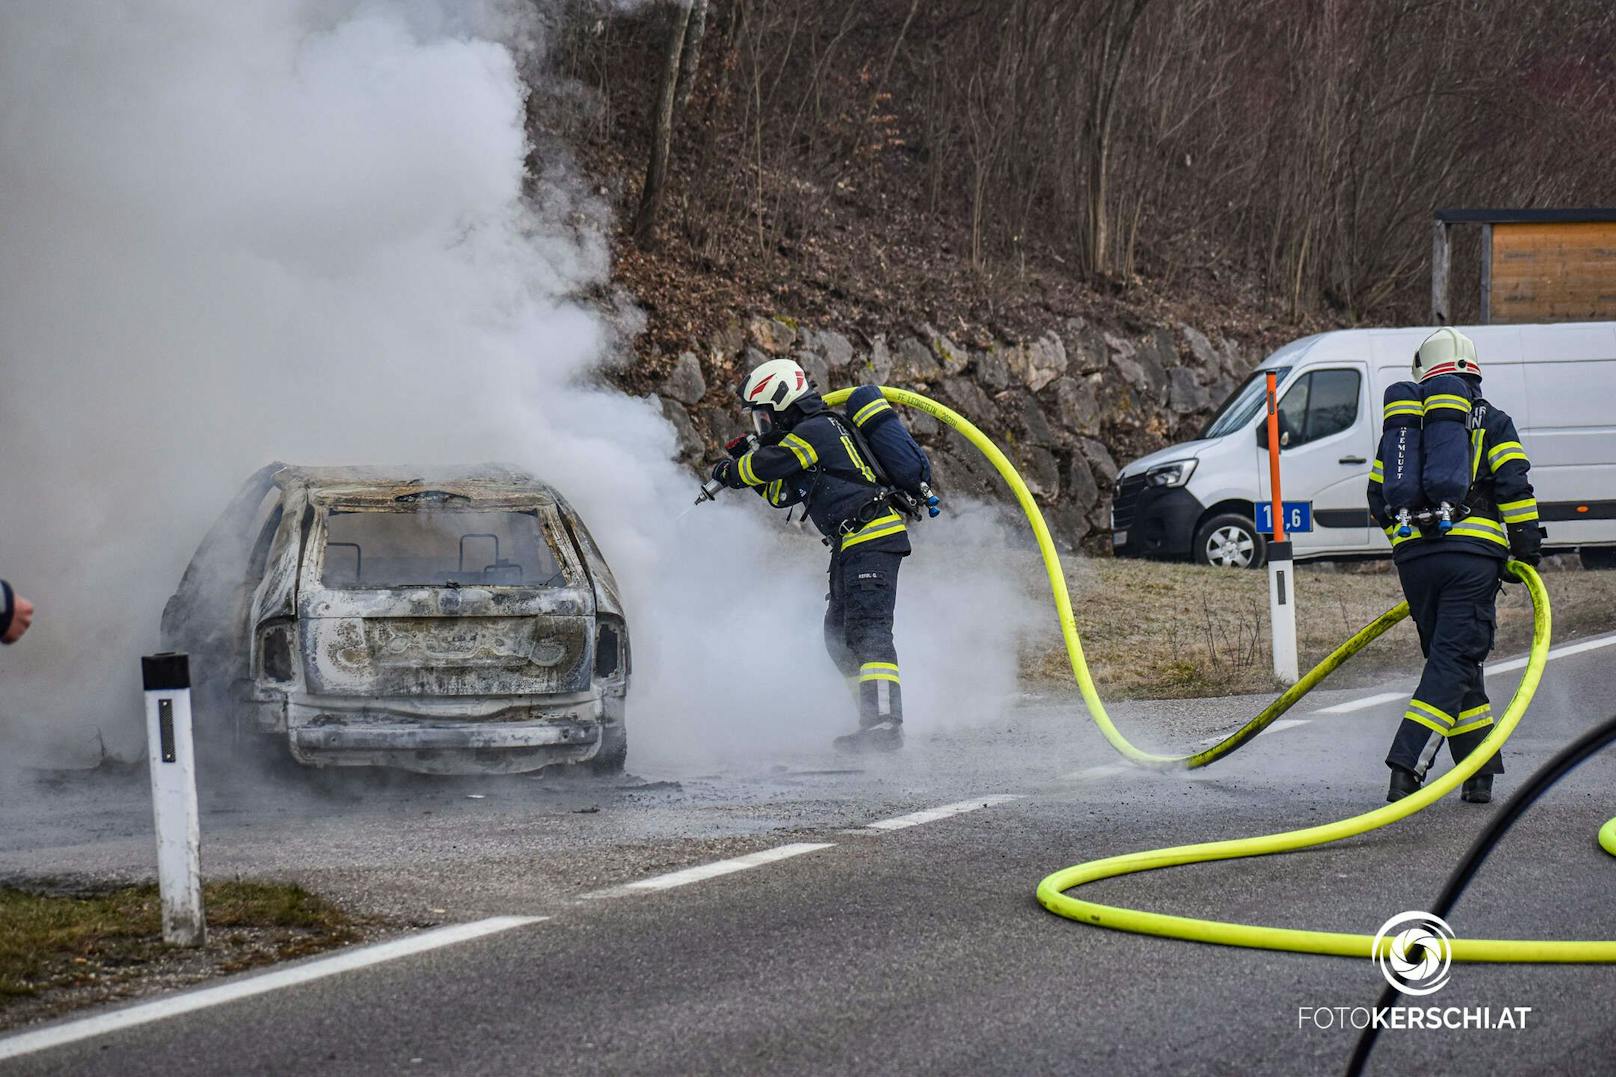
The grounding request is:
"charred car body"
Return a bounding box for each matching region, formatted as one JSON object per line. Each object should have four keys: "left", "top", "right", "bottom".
{"left": 163, "top": 464, "right": 630, "bottom": 775}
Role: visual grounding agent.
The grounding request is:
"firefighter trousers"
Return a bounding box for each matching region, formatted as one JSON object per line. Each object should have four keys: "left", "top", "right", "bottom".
{"left": 825, "top": 545, "right": 905, "bottom": 727}
{"left": 1386, "top": 551, "right": 1504, "bottom": 776}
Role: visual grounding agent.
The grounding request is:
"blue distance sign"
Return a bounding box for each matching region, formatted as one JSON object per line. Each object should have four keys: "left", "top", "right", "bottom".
{"left": 1255, "top": 500, "right": 1313, "bottom": 534}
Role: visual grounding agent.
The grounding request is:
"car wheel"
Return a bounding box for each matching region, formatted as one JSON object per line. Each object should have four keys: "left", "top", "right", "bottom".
{"left": 1581, "top": 547, "right": 1616, "bottom": 570}
{"left": 1193, "top": 514, "right": 1266, "bottom": 570}
{"left": 590, "top": 720, "right": 628, "bottom": 775}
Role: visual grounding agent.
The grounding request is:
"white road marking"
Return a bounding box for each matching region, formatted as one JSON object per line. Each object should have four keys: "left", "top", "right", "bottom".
{"left": 1486, "top": 632, "right": 1616, "bottom": 676}
{"left": 1196, "top": 717, "right": 1311, "bottom": 745}
{"left": 1306, "top": 631, "right": 1616, "bottom": 715}
{"left": 859, "top": 795, "right": 1024, "bottom": 831}
{"left": 584, "top": 842, "right": 835, "bottom": 898}
{"left": 1061, "top": 764, "right": 1131, "bottom": 781}
{"left": 0, "top": 916, "right": 544, "bottom": 1062}
{"left": 1314, "top": 691, "right": 1407, "bottom": 715}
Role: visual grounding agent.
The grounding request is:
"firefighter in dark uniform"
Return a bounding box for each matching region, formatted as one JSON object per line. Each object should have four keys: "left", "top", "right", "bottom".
{"left": 709, "top": 358, "right": 911, "bottom": 751}
{"left": 1367, "top": 328, "right": 1541, "bottom": 804}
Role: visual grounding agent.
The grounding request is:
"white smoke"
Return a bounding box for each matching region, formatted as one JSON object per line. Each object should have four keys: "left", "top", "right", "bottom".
{"left": 0, "top": 0, "right": 1037, "bottom": 773}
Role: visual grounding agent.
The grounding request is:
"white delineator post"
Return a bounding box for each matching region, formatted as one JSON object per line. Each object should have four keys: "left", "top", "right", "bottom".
{"left": 1264, "top": 373, "right": 1300, "bottom": 685}
{"left": 142, "top": 652, "right": 206, "bottom": 946}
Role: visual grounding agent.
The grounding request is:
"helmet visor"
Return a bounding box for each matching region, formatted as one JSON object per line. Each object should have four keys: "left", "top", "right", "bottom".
{"left": 750, "top": 409, "right": 775, "bottom": 437}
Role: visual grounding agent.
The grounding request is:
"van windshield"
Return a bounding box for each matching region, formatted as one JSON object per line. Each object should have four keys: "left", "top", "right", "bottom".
{"left": 1200, "top": 367, "right": 1291, "bottom": 439}
{"left": 321, "top": 508, "right": 566, "bottom": 589}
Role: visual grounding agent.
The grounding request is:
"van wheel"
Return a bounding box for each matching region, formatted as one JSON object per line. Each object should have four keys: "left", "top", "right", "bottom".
{"left": 1193, "top": 514, "right": 1266, "bottom": 570}
{"left": 1581, "top": 547, "right": 1616, "bottom": 571}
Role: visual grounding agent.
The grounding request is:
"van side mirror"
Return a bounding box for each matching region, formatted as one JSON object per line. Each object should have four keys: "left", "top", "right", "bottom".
{"left": 1255, "top": 422, "right": 1293, "bottom": 450}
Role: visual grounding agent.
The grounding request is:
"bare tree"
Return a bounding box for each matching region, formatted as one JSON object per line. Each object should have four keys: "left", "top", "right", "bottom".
{"left": 633, "top": 0, "right": 709, "bottom": 249}
{"left": 564, "top": 0, "right": 1616, "bottom": 320}
{"left": 675, "top": 0, "right": 709, "bottom": 108}
{"left": 1077, "top": 0, "right": 1154, "bottom": 278}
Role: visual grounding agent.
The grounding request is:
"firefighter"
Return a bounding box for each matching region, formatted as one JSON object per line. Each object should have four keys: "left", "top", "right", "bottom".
{"left": 1367, "top": 328, "right": 1541, "bottom": 804}
{"left": 709, "top": 358, "right": 911, "bottom": 752}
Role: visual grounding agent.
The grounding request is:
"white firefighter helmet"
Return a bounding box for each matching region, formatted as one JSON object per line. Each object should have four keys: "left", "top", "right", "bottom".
{"left": 1412, "top": 327, "right": 1481, "bottom": 382}
{"left": 739, "top": 357, "right": 811, "bottom": 412}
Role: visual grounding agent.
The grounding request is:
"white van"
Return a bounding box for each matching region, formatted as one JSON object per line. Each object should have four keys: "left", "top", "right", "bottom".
{"left": 1111, "top": 321, "right": 1616, "bottom": 569}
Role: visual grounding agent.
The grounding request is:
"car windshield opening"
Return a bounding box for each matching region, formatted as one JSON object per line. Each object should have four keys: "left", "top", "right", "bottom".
{"left": 1200, "top": 367, "right": 1292, "bottom": 439}
{"left": 321, "top": 508, "right": 565, "bottom": 589}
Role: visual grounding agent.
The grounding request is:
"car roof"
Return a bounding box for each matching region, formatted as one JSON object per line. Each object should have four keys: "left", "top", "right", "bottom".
{"left": 269, "top": 463, "right": 564, "bottom": 506}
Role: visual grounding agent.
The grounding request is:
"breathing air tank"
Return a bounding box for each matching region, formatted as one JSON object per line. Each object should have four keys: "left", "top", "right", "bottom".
{"left": 1379, "top": 381, "right": 1425, "bottom": 537}
{"left": 1419, "top": 373, "right": 1475, "bottom": 532}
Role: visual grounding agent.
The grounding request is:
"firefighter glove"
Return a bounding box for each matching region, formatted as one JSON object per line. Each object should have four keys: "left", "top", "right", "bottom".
{"left": 1507, "top": 523, "right": 1542, "bottom": 568}
{"left": 710, "top": 458, "right": 745, "bottom": 489}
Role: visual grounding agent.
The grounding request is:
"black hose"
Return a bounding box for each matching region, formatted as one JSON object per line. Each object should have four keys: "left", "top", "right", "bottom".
{"left": 1346, "top": 713, "right": 1616, "bottom": 1076}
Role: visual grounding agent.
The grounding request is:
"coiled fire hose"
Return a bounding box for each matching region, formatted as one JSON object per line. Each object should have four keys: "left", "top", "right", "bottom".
{"left": 821, "top": 385, "right": 1616, "bottom": 966}
{"left": 1348, "top": 712, "right": 1616, "bottom": 1074}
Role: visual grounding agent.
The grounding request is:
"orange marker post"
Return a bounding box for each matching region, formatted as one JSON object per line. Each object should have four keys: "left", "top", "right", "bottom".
{"left": 1265, "top": 371, "right": 1298, "bottom": 683}
{"left": 1266, "top": 371, "right": 1285, "bottom": 544}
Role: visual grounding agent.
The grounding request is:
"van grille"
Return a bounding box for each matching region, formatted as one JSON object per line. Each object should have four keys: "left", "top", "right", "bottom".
{"left": 1111, "top": 475, "right": 1147, "bottom": 530}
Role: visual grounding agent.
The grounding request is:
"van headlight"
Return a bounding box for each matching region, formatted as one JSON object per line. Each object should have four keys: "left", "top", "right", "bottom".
{"left": 1145, "top": 459, "right": 1197, "bottom": 488}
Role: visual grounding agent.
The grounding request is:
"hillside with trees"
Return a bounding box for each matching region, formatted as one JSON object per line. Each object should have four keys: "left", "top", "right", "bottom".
{"left": 537, "top": 0, "right": 1616, "bottom": 545}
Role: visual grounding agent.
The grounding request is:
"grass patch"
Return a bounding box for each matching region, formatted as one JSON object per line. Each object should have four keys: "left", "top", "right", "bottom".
{"left": 1021, "top": 557, "right": 1616, "bottom": 699}
{"left": 0, "top": 880, "right": 360, "bottom": 1017}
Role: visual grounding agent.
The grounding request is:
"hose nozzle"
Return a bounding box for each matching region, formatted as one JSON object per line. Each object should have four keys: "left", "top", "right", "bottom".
{"left": 693, "top": 478, "right": 724, "bottom": 506}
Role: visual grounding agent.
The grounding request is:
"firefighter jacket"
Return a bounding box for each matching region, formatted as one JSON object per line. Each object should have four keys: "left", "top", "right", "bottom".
{"left": 731, "top": 394, "right": 911, "bottom": 555}
{"left": 1367, "top": 396, "right": 1538, "bottom": 564}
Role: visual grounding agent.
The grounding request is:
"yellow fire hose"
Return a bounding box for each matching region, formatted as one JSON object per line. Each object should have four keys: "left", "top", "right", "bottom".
{"left": 822, "top": 384, "right": 1616, "bottom": 963}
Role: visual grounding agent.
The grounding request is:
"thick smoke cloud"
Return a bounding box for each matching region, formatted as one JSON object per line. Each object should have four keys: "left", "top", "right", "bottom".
{"left": 0, "top": 0, "right": 1034, "bottom": 773}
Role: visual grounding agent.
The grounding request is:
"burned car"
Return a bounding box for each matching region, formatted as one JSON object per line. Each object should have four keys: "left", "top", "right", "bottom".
{"left": 162, "top": 464, "right": 630, "bottom": 774}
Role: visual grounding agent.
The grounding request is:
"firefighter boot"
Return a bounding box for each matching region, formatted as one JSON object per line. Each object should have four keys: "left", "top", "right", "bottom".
{"left": 1461, "top": 774, "right": 1493, "bottom": 803}
{"left": 1387, "top": 766, "right": 1421, "bottom": 803}
{"left": 833, "top": 720, "right": 903, "bottom": 754}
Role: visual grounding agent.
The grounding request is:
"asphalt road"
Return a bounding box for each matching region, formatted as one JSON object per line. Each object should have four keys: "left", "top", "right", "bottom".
{"left": 4, "top": 633, "right": 1616, "bottom": 1076}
